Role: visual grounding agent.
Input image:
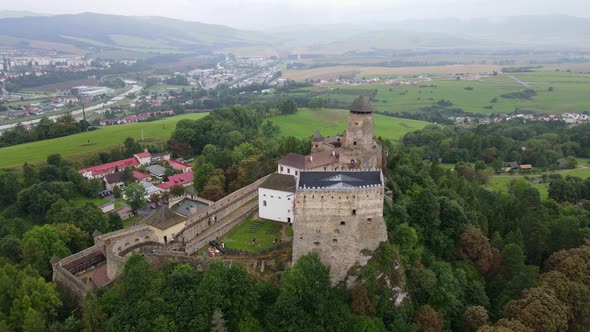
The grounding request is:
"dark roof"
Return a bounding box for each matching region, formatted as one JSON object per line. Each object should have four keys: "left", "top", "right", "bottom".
{"left": 503, "top": 161, "right": 519, "bottom": 168}
{"left": 350, "top": 96, "right": 373, "bottom": 113}
{"left": 298, "top": 171, "right": 382, "bottom": 190}
{"left": 312, "top": 130, "right": 324, "bottom": 142}
{"left": 104, "top": 171, "right": 124, "bottom": 184}
{"left": 260, "top": 173, "right": 297, "bottom": 192}
{"left": 278, "top": 153, "right": 306, "bottom": 169}
{"left": 147, "top": 206, "right": 186, "bottom": 230}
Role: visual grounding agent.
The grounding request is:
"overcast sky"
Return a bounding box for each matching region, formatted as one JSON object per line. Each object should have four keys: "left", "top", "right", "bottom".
{"left": 4, "top": 0, "right": 589, "bottom": 29}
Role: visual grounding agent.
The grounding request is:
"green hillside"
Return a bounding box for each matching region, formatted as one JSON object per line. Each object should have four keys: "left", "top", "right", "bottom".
{"left": 0, "top": 113, "right": 208, "bottom": 169}
{"left": 272, "top": 108, "right": 430, "bottom": 141}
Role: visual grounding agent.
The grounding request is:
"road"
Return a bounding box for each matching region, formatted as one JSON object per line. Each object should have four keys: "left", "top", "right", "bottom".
{"left": 0, "top": 84, "right": 143, "bottom": 131}
{"left": 508, "top": 75, "right": 531, "bottom": 88}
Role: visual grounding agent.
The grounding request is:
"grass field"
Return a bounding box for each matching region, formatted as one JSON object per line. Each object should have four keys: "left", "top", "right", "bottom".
{"left": 272, "top": 108, "right": 430, "bottom": 141}
{"left": 309, "top": 71, "right": 590, "bottom": 115}
{"left": 282, "top": 64, "right": 504, "bottom": 81}
{"left": 0, "top": 113, "right": 208, "bottom": 169}
{"left": 221, "top": 218, "right": 283, "bottom": 253}
{"left": 486, "top": 158, "right": 590, "bottom": 199}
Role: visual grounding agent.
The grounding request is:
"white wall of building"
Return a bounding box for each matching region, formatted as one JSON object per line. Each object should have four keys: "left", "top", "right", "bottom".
{"left": 277, "top": 164, "right": 300, "bottom": 178}
{"left": 258, "top": 187, "right": 294, "bottom": 223}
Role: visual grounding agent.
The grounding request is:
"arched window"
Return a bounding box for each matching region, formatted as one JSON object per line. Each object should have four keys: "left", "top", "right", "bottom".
{"left": 263, "top": 200, "right": 267, "bottom": 207}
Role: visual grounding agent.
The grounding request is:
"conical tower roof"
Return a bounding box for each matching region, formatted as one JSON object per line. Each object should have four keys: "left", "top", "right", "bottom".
{"left": 350, "top": 95, "right": 373, "bottom": 113}
{"left": 312, "top": 130, "right": 324, "bottom": 141}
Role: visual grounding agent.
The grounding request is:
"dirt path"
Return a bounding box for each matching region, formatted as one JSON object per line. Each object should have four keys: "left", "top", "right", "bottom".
{"left": 280, "top": 224, "right": 292, "bottom": 242}
{"left": 508, "top": 75, "right": 531, "bottom": 88}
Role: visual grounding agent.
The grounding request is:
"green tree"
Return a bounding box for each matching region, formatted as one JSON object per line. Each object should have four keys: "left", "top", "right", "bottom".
{"left": 125, "top": 182, "right": 146, "bottom": 213}
{"left": 22, "top": 225, "right": 71, "bottom": 278}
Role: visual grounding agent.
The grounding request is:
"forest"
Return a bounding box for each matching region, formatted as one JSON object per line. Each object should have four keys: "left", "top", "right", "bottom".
{"left": 0, "top": 104, "right": 589, "bottom": 331}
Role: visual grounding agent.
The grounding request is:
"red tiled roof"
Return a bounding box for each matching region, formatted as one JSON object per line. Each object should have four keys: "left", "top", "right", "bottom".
{"left": 133, "top": 170, "right": 151, "bottom": 180}
{"left": 80, "top": 158, "right": 139, "bottom": 176}
{"left": 158, "top": 171, "right": 194, "bottom": 190}
{"left": 278, "top": 150, "right": 339, "bottom": 170}
{"left": 168, "top": 159, "right": 192, "bottom": 171}
{"left": 134, "top": 151, "right": 151, "bottom": 158}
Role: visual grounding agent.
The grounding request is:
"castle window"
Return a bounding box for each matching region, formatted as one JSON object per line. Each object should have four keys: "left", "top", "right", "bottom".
{"left": 314, "top": 241, "right": 320, "bottom": 245}
{"left": 315, "top": 144, "right": 318, "bottom": 148}
{"left": 353, "top": 141, "right": 357, "bottom": 146}
{"left": 352, "top": 209, "right": 357, "bottom": 215}
{"left": 340, "top": 221, "right": 346, "bottom": 225}
{"left": 278, "top": 196, "right": 281, "bottom": 199}
{"left": 300, "top": 236, "right": 303, "bottom": 240}
{"left": 355, "top": 122, "right": 359, "bottom": 125}
{"left": 263, "top": 200, "right": 267, "bottom": 207}
{"left": 333, "top": 239, "right": 338, "bottom": 243}
{"left": 367, "top": 218, "right": 372, "bottom": 222}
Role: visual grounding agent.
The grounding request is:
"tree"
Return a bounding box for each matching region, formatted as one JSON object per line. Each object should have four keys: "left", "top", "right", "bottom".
{"left": 113, "top": 185, "right": 122, "bottom": 198}
{"left": 456, "top": 225, "right": 498, "bottom": 275}
{"left": 210, "top": 309, "right": 227, "bottom": 332}
{"left": 123, "top": 137, "right": 142, "bottom": 157}
{"left": 22, "top": 225, "right": 71, "bottom": 278}
{"left": 125, "top": 182, "right": 146, "bottom": 213}
{"left": 194, "top": 163, "right": 216, "bottom": 192}
{"left": 502, "top": 287, "right": 569, "bottom": 332}
{"left": 46, "top": 154, "right": 62, "bottom": 167}
{"left": 121, "top": 166, "right": 134, "bottom": 184}
{"left": 463, "top": 306, "right": 489, "bottom": 332}
{"left": 277, "top": 99, "right": 298, "bottom": 115}
{"left": 351, "top": 283, "right": 373, "bottom": 316}
{"left": 415, "top": 305, "right": 444, "bottom": 332}
{"left": 170, "top": 185, "right": 186, "bottom": 197}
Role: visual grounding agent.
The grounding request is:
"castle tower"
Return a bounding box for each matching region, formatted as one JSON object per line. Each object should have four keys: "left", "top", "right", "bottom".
{"left": 339, "top": 96, "right": 382, "bottom": 169}
{"left": 292, "top": 170, "right": 388, "bottom": 284}
{"left": 344, "top": 95, "right": 374, "bottom": 149}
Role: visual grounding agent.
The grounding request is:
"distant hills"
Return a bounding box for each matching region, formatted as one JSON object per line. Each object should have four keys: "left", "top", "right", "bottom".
{"left": 0, "top": 13, "right": 588, "bottom": 57}
{"left": 0, "top": 13, "right": 270, "bottom": 55}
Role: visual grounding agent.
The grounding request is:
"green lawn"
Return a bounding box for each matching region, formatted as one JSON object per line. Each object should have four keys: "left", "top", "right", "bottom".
{"left": 273, "top": 108, "right": 430, "bottom": 141}
{"left": 221, "top": 218, "right": 283, "bottom": 253}
{"left": 0, "top": 113, "right": 208, "bottom": 169}
{"left": 487, "top": 176, "right": 549, "bottom": 200}
{"left": 70, "top": 193, "right": 110, "bottom": 207}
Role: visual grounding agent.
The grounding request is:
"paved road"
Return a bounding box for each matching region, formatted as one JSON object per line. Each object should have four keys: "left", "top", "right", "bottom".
{"left": 0, "top": 84, "right": 143, "bottom": 131}
{"left": 508, "top": 75, "right": 531, "bottom": 88}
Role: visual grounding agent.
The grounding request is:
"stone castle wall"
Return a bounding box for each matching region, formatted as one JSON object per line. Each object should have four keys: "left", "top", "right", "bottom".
{"left": 292, "top": 185, "right": 387, "bottom": 284}
{"left": 344, "top": 112, "right": 373, "bottom": 149}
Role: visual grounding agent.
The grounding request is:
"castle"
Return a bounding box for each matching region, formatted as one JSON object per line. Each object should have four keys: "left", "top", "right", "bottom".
{"left": 53, "top": 96, "right": 388, "bottom": 301}
{"left": 259, "top": 95, "right": 389, "bottom": 283}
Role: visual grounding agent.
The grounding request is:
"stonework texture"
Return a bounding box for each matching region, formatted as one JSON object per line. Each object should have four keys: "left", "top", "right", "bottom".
{"left": 292, "top": 186, "right": 388, "bottom": 284}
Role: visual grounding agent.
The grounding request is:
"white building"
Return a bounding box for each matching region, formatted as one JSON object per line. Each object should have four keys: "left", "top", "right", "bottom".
{"left": 258, "top": 173, "right": 296, "bottom": 223}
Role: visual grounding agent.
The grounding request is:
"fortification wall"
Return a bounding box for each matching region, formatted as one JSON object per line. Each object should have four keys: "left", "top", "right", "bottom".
{"left": 52, "top": 245, "right": 103, "bottom": 305}
{"left": 177, "top": 175, "right": 270, "bottom": 245}
{"left": 292, "top": 186, "right": 387, "bottom": 284}
{"left": 102, "top": 225, "right": 159, "bottom": 279}
{"left": 344, "top": 112, "right": 373, "bottom": 148}
{"left": 185, "top": 200, "right": 258, "bottom": 254}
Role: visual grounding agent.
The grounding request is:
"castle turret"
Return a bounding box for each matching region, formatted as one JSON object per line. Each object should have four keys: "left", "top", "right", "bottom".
{"left": 339, "top": 96, "right": 381, "bottom": 169}
{"left": 344, "top": 96, "right": 374, "bottom": 149}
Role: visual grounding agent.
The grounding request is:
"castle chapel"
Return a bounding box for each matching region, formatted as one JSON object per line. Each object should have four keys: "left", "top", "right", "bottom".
{"left": 258, "top": 96, "right": 388, "bottom": 284}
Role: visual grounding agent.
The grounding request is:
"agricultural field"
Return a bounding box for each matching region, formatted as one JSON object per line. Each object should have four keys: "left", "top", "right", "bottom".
{"left": 282, "top": 64, "right": 503, "bottom": 81}
{"left": 0, "top": 113, "right": 208, "bottom": 169}
{"left": 486, "top": 158, "right": 590, "bottom": 199}
{"left": 272, "top": 108, "right": 431, "bottom": 141}
{"left": 309, "top": 71, "right": 590, "bottom": 115}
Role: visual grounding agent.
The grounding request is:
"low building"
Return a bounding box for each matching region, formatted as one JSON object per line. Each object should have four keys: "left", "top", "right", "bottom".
{"left": 502, "top": 161, "right": 519, "bottom": 172}
{"left": 79, "top": 158, "right": 140, "bottom": 179}
{"left": 99, "top": 202, "right": 115, "bottom": 213}
{"left": 168, "top": 159, "right": 192, "bottom": 173}
{"left": 158, "top": 172, "right": 194, "bottom": 192}
{"left": 145, "top": 165, "right": 167, "bottom": 180}
{"left": 103, "top": 170, "right": 152, "bottom": 191}
{"left": 142, "top": 181, "right": 161, "bottom": 200}
{"left": 519, "top": 164, "right": 533, "bottom": 172}
{"left": 258, "top": 173, "right": 296, "bottom": 223}
{"left": 277, "top": 150, "right": 340, "bottom": 178}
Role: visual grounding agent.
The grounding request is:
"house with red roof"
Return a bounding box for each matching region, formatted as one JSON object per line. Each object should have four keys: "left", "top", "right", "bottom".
{"left": 158, "top": 172, "right": 194, "bottom": 191}
{"left": 168, "top": 159, "right": 193, "bottom": 173}
{"left": 133, "top": 150, "right": 152, "bottom": 165}
{"left": 80, "top": 158, "right": 140, "bottom": 179}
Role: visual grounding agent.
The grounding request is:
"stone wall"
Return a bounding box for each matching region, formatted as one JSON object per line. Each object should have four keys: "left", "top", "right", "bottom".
{"left": 52, "top": 245, "right": 104, "bottom": 305}
{"left": 344, "top": 112, "right": 374, "bottom": 149}
{"left": 177, "top": 175, "right": 271, "bottom": 245}
{"left": 292, "top": 184, "right": 387, "bottom": 284}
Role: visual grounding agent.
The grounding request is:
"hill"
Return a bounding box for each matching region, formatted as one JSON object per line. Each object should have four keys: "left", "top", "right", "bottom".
{"left": 272, "top": 108, "right": 430, "bottom": 141}
{"left": 0, "top": 13, "right": 270, "bottom": 54}
{"left": 0, "top": 113, "right": 208, "bottom": 169}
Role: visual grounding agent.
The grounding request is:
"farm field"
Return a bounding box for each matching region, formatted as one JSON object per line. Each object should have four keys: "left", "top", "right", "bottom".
{"left": 272, "top": 108, "right": 431, "bottom": 141}
{"left": 0, "top": 112, "right": 208, "bottom": 169}
{"left": 312, "top": 71, "right": 590, "bottom": 115}
{"left": 281, "top": 64, "right": 504, "bottom": 81}
{"left": 486, "top": 158, "right": 590, "bottom": 199}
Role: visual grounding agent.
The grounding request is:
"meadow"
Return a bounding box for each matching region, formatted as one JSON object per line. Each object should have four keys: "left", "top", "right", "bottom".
{"left": 311, "top": 71, "right": 590, "bottom": 115}
{"left": 221, "top": 218, "right": 283, "bottom": 253}
{"left": 0, "top": 113, "right": 208, "bottom": 169}
{"left": 272, "top": 108, "right": 431, "bottom": 141}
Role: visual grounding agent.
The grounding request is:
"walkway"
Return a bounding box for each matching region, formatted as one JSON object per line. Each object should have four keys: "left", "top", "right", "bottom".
{"left": 508, "top": 75, "right": 531, "bottom": 88}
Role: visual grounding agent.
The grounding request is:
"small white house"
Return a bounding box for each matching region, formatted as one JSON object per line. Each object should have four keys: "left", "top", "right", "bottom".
{"left": 258, "top": 173, "right": 296, "bottom": 223}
